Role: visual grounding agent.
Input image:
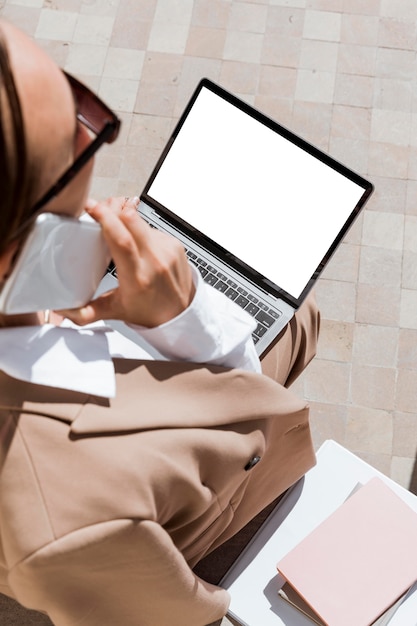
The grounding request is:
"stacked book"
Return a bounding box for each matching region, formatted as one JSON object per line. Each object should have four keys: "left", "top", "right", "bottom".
{"left": 276, "top": 477, "right": 417, "bottom": 626}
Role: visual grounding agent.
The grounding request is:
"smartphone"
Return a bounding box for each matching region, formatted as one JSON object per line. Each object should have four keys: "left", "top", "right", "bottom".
{"left": 0, "top": 212, "right": 111, "bottom": 314}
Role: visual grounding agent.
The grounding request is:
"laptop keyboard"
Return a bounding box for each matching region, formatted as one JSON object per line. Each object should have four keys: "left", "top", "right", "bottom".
{"left": 107, "top": 221, "right": 282, "bottom": 345}
{"left": 185, "top": 250, "right": 281, "bottom": 344}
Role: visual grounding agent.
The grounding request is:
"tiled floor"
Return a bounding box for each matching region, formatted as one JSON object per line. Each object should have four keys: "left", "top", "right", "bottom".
{"left": 1, "top": 0, "right": 417, "bottom": 624}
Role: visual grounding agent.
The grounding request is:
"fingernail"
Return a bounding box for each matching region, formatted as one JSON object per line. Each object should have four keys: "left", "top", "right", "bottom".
{"left": 131, "top": 196, "right": 140, "bottom": 207}
{"left": 86, "top": 198, "right": 98, "bottom": 212}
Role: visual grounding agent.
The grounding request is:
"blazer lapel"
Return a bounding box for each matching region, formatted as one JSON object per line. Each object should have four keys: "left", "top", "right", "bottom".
{"left": 0, "top": 359, "right": 307, "bottom": 434}
{"left": 70, "top": 358, "right": 308, "bottom": 434}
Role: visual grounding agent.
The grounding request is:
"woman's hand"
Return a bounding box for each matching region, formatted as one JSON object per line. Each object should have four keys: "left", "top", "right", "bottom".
{"left": 59, "top": 196, "right": 195, "bottom": 327}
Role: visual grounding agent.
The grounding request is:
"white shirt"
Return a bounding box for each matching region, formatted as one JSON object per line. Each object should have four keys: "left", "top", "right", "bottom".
{"left": 0, "top": 268, "right": 260, "bottom": 398}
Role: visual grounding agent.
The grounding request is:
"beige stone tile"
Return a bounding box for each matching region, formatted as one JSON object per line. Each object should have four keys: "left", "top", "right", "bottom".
{"left": 258, "top": 65, "right": 297, "bottom": 98}
{"left": 368, "top": 142, "right": 408, "bottom": 180}
{"left": 117, "top": 178, "right": 145, "bottom": 198}
{"left": 381, "top": 0, "right": 417, "bottom": 20}
{"left": 80, "top": 0, "right": 119, "bottom": 17}
{"left": 191, "top": 0, "right": 231, "bottom": 29}
{"left": 390, "top": 456, "right": 416, "bottom": 490}
{"left": 340, "top": 13, "right": 379, "bottom": 46}
{"left": 299, "top": 40, "right": 338, "bottom": 72}
{"left": 396, "top": 368, "right": 417, "bottom": 413}
{"left": 376, "top": 48, "right": 416, "bottom": 81}
{"left": 343, "top": 212, "right": 363, "bottom": 245}
{"left": 411, "top": 114, "right": 417, "bottom": 148}
{"left": 321, "top": 243, "right": 360, "bottom": 283}
{"left": 292, "top": 101, "right": 332, "bottom": 148}
{"left": 363, "top": 215, "right": 401, "bottom": 262}
{"left": 356, "top": 283, "right": 400, "bottom": 327}
{"left": 36, "top": 38, "right": 70, "bottom": 67}
{"left": 372, "top": 177, "right": 407, "bottom": 214}
{"left": 398, "top": 329, "right": 417, "bottom": 369}
{"left": 175, "top": 57, "right": 222, "bottom": 112}
{"left": 119, "top": 144, "right": 162, "bottom": 193}
{"left": 309, "top": 401, "right": 347, "bottom": 450}
{"left": 399, "top": 289, "right": 417, "bottom": 330}
{"left": 153, "top": 0, "right": 193, "bottom": 26}
{"left": 338, "top": 43, "right": 377, "bottom": 76}
{"left": 218, "top": 61, "right": 260, "bottom": 95}
{"left": 316, "top": 279, "right": 357, "bottom": 322}
{"left": 358, "top": 246, "right": 402, "bottom": 287}
{"left": 408, "top": 147, "right": 417, "bottom": 181}
{"left": 93, "top": 149, "right": 123, "bottom": 179}
{"left": 373, "top": 77, "right": 413, "bottom": 112}
{"left": 254, "top": 96, "right": 293, "bottom": 127}
{"left": 271, "top": 0, "right": 306, "bottom": 7}
{"left": 261, "top": 34, "right": 302, "bottom": 69}
{"left": 35, "top": 8, "right": 78, "bottom": 40}
{"left": 307, "top": 0, "right": 342, "bottom": 8}
{"left": 65, "top": 43, "right": 108, "bottom": 76}
{"left": 8, "top": 0, "right": 42, "bottom": 6}
{"left": 404, "top": 215, "right": 417, "bottom": 250}
{"left": 334, "top": 74, "right": 374, "bottom": 109}
{"left": 99, "top": 77, "right": 139, "bottom": 113}
{"left": 315, "top": 319, "right": 354, "bottom": 362}
{"left": 73, "top": 14, "right": 114, "bottom": 46}
{"left": 304, "top": 358, "right": 351, "bottom": 404}
{"left": 303, "top": 9, "right": 341, "bottom": 42}
{"left": 128, "top": 113, "right": 172, "bottom": 151}
{"left": 228, "top": 2, "right": 267, "bottom": 33}
{"left": 406, "top": 180, "right": 417, "bottom": 215}
{"left": 89, "top": 175, "right": 120, "bottom": 200}
{"left": 342, "top": 0, "right": 381, "bottom": 14}
{"left": 350, "top": 365, "right": 396, "bottom": 411}
{"left": 393, "top": 412, "right": 417, "bottom": 458}
{"left": 44, "top": 0, "right": 82, "bottom": 9}
{"left": 352, "top": 451, "right": 392, "bottom": 477}
{"left": 402, "top": 251, "right": 417, "bottom": 290}
{"left": 103, "top": 47, "right": 144, "bottom": 80}
{"left": 147, "top": 0, "right": 193, "bottom": 54}
{"left": 378, "top": 17, "right": 417, "bottom": 51}
{"left": 185, "top": 26, "right": 226, "bottom": 59}
{"left": 113, "top": 20, "right": 152, "bottom": 50}
{"left": 266, "top": 6, "right": 305, "bottom": 38}
{"left": 295, "top": 68, "right": 336, "bottom": 104}
{"left": 331, "top": 104, "right": 372, "bottom": 140}
{"left": 73, "top": 73, "right": 100, "bottom": 93}
{"left": 371, "top": 109, "right": 412, "bottom": 147}
{"left": 149, "top": 22, "right": 191, "bottom": 55}
{"left": 345, "top": 405, "right": 393, "bottom": 455}
{"left": 136, "top": 52, "right": 182, "bottom": 105}
{"left": 327, "top": 137, "right": 369, "bottom": 174}
{"left": 223, "top": 30, "right": 263, "bottom": 64}
{"left": 353, "top": 324, "right": 398, "bottom": 368}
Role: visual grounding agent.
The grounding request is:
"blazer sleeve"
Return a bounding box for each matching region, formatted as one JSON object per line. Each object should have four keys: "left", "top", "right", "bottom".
{"left": 9, "top": 518, "right": 229, "bottom": 626}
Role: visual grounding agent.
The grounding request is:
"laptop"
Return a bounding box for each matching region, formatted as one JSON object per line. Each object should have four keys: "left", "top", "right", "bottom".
{"left": 108, "top": 78, "right": 374, "bottom": 356}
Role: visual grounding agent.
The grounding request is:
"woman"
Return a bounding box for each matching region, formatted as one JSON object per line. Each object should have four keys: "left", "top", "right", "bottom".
{"left": 0, "top": 19, "right": 319, "bottom": 626}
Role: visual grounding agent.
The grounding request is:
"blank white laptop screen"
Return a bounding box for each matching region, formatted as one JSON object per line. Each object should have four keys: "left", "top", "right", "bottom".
{"left": 147, "top": 86, "right": 367, "bottom": 299}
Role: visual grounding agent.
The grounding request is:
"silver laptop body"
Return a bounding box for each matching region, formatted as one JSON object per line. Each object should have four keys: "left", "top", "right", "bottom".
{"left": 110, "top": 79, "right": 373, "bottom": 357}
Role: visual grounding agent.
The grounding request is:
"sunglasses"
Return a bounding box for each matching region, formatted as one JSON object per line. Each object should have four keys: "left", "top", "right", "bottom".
{"left": 6, "top": 70, "right": 121, "bottom": 244}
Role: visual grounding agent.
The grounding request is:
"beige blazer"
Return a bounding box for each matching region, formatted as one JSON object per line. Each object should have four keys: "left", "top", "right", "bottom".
{"left": 0, "top": 297, "right": 319, "bottom": 626}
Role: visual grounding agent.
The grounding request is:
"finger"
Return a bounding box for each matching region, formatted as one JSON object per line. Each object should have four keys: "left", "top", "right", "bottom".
{"left": 57, "top": 289, "right": 120, "bottom": 326}
{"left": 85, "top": 203, "right": 141, "bottom": 275}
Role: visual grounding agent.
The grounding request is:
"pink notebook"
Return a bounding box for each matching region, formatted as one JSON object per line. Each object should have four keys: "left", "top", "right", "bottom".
{"left": 276, "top": 477, "right": 417, "bottom": 626}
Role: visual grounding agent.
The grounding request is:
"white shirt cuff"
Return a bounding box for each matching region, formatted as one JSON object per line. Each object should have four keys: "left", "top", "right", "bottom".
{"left": 128, "top": 266, "right": 261, "bottom": 373}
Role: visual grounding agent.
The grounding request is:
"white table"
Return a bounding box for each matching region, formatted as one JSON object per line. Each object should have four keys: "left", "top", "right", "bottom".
{"left": 220, "top": 440, "right": 417, "bottom": 626}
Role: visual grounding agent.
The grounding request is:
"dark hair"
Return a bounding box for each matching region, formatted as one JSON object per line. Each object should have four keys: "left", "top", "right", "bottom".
{"left": 0, "top": 23, "right": 37, "bottom": 255}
